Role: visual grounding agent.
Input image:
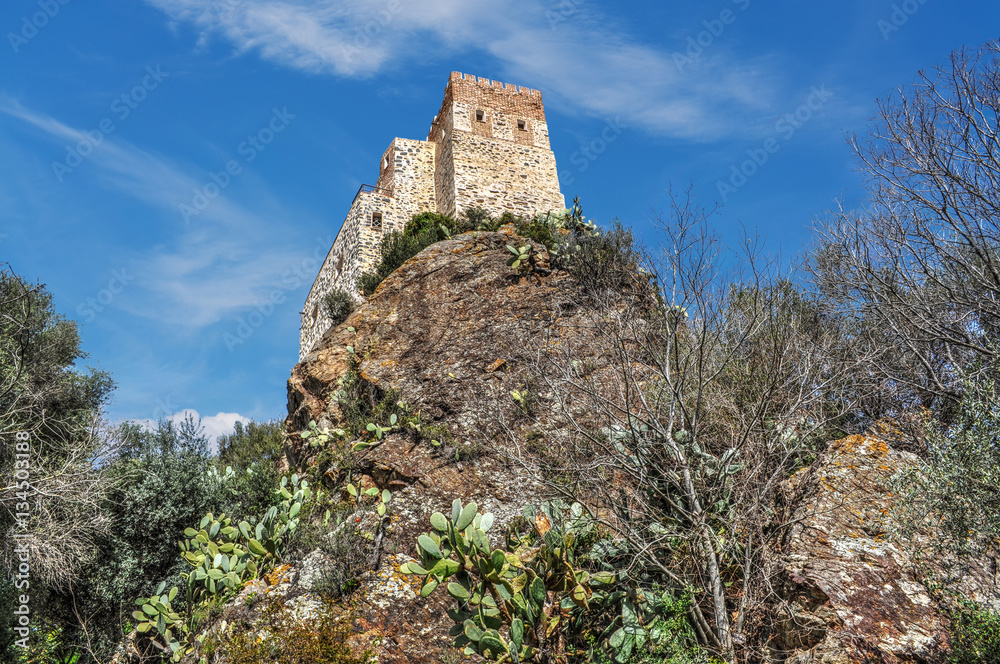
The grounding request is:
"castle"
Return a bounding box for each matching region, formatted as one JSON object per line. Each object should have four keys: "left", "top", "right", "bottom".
{"left": 299, "top": 72, "right": 566, "bottom": 357}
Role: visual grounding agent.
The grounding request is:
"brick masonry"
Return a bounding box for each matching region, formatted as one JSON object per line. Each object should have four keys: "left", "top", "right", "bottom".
{"left": 300, "top": 72, "right": 566, "bottom": 358}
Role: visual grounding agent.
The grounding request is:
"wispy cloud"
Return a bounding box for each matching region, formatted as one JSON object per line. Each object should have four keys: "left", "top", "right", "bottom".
{"left": 144, "top": 0, "right": 782, "bottom": 140}
{"left": 0, "top": 98, "right": 317, "bottom": 328}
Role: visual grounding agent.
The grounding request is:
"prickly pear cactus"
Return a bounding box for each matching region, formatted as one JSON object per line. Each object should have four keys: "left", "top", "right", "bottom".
{"left": 400, "top": 499, "right": 613, "bottom": 663}
{"left": 133, "top": 581, "right": 188, "bottom": 662}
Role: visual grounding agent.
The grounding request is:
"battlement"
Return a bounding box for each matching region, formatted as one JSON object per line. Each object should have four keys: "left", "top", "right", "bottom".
{"left": 448, "top": 71, "right": 543, "bottom": 97}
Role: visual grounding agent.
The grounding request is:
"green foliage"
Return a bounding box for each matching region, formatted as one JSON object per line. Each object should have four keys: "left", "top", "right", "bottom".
{"left": 358, "top": 208, "right": 536, "bottom": 295}
{"left": 133, "top": 581, "right": 187, "bottom": 660}
{"left": 331, "top": 360, "right": 409, "bottom": 440}
{"left": 289, "top": 508, "right": 373, "bottom": 598}
{"left": 506, "top": 244, "right": 536, "bottom": 273}
{"left": 404, "top": 211, "right": 460, "bottom": 237}
{"left": 948, "top": 601, "right": 1000, "bottom": 664}
{"left": 345, "top": 481, "right": 392, "bottom": 518}
{"left": 217, "top": 419, "right": 285, "bottom": 522}
{"left": 129, "top": 473, "right": 314, "bottom": 661}
{"left": 323, "top": 289, "right": 356, "bottom": 326}
{"left": 401, "top": 499, "right": 627, "bottom": 663}
{"left": 895, "top": 379, "right": 1000, "bottom": 553}
{"left": 358, "top": 213, "right": 456, "bottom": 295}
{"left": 218, "top": 420, "right": 285, "bottom": 469}
{"left": 0, "top": 266, "right": 115, "bottom": 438}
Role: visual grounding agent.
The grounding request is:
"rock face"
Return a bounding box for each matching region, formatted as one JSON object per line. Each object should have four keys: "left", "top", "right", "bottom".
{"left": 284, "top": 230, "right": 1000, "bottom": 664}
{"left": 286, "top": 227, "right": 606, "bottom": 664}
{"left": 774, "top": 430, "right": 1000, "bottom": 663}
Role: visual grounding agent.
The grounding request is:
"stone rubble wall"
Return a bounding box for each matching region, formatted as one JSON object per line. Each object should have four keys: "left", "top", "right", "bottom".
{"left": 380, "top": 138, "right": 437, "bottom": 218}
{"left": 299, "top": 190, "right": 396, "bottom": 357}
{"left": 449, "top": 131, "right": 564, "bottom": 218}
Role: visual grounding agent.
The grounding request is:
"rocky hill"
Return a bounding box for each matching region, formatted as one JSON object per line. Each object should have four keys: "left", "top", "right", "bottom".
{"left": 136, "top": 226, "right": 998, "bottom": 664}
{"left": 286, "top": 226, "right": 611, "bottom": 663}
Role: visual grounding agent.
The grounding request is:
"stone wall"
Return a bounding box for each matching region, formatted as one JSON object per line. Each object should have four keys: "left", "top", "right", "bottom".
{"left": 380, "top": 138, "right": 436, "bottom": 219}
{"left": 299, "top": 189, "right": 395, "bottom": 355}
{"left": 449, "top": 131, "right": 564, "bottom": 217}
{"left": 428, "top": 72, "right": 563, "bottom": 218}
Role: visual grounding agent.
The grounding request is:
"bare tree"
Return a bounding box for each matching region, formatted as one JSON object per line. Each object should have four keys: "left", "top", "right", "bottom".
{"left": 814, "top": 41, "right": 1000, "bottom": 416}
{"left": 0, "top": 267, "right": 117, "bottom": 589}
{"left": 506, "top": 191, "right": 857, "bottom": 663}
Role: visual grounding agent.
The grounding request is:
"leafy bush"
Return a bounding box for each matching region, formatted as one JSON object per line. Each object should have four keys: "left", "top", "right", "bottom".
{"left": 324, "top": 289, "right": 356, "bottom": 326}
{"left": 895, "top": 380, "right": 1000, "bottom": 554}
{"left": 357, "top": 230, "right": 435, "bottom": 295}
{"left": 948, "top": 601, "right": 1000, "bottom": 664}
{"left": 131, "top": 473, "right": 314, "bottom": 661}
{"left": 291, "top": 515, "right": 373, "bottom": 599}
{"left": 217, "top": 420, "right": 285, "bottom": 522}
{"left": 400, "top": 499, "right": 710, "bottom": 664}
{"left": 358, "top": 209, "right": 534, "bottom": 295}
{"left": 560, "top": 221, "right": 641, "bottom": 296}
{"left": 287, "top": 486, "right": 393, "bottom": 600}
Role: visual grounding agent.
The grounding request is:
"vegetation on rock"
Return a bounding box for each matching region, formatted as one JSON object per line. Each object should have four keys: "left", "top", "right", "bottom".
{"left": 6, "top": 41, "right": 1000, "bottom": 664}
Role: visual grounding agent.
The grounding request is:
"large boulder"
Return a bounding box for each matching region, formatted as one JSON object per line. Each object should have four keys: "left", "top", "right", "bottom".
{"left": 773, "top": 429, "right": 1000, "bottom": 663}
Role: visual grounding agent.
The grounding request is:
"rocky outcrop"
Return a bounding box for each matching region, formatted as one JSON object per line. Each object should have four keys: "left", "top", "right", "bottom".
{"left": 773, "top": 430, "right": 1000, "bottom": 663}
{"left": 280, "top": 229, "right": 1000, "bottom": 664}
{"left": 285, "top": 227, "right": 609, "bottom": 664}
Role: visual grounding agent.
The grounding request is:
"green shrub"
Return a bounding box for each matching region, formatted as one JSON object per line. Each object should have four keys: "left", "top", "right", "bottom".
{"left": 332, "top": 359, "right": 408, "bottom": 440}
{"left": 400, "top": 499, "right": 709, "bottom": 664}
{"left": 130, "top": 473, "right": 314, "bottom": 661}
{"left": 217, "top": 420, "right": 285, "bottom": 522}
{"left": 357, "top": 230, "right": 435, "bottom": 295}
{"left": 359, "top": 209, "right": 537, "bottom": 295}
{"left": 948, "top": 602, "right": 1000, "bottom": 664}
{"left": 562, "top": 221, "right": 641, "bottom": 296}
{"left": 323, "top": 289, "right": 356, "bottom": 326}
{"left": 895, "top": 380, "right": 1000, "bottom": 554}
{"left": 404, "top": 211, "right": 458, "bottom": 237}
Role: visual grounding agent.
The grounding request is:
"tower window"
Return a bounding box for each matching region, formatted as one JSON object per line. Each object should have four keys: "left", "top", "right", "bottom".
{"left": 371, "top": 211, "right": 383, "bottom": 229}
{"left": 517, "top": 119, "right": 527, "bottom": 130}
{"left": 476, "top": 109, "right": 485, "bottom": 122}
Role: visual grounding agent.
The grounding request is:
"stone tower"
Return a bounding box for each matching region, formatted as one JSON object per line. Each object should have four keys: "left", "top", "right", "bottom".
{"left": 300, "top": 72, "right": 565, "bottom": 357}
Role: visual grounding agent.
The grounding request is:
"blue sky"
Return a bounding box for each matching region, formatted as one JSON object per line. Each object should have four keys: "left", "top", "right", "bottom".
{"left": 1, "top": 0, "right": 997, "bottom": 439}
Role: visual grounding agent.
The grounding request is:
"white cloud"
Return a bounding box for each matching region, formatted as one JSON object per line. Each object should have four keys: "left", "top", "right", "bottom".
{"left": 0, "top": 98, "right": 323, "bottom": 328}
{"left": 143, "top": 0, "right": 783, "bottom": 140}
{"left": 136, "top": 408, "right": 251, "bottom": 449}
